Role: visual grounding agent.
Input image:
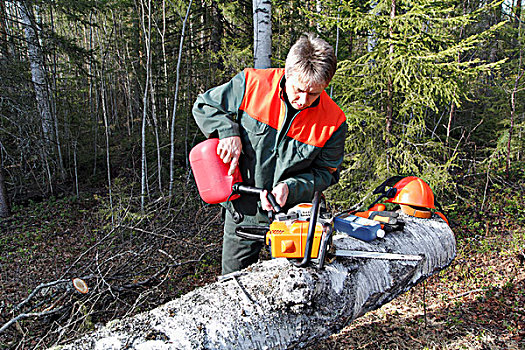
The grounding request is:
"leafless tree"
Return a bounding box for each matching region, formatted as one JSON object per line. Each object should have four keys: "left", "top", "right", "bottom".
{"left": 139, "top": 0, "right": 152, "bottom": 211}
{"left": 253, "top": 0, "right": 271, "bottom": 69}
{"left": 0, "top": 150, "right": 11, "bottom": 217}
{"left": 169, "top": 0, "right": 193, "bottom": 198}
{"left": 18, "top": 0, "right": 55, "bottom": 191}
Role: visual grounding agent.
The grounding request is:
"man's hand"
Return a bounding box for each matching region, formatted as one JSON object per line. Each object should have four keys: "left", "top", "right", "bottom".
{"left": 217, "top": 136, "right": 242, "bottom": 175}
{"left": 260, "top": 183, "right": 289, "bottom": 211}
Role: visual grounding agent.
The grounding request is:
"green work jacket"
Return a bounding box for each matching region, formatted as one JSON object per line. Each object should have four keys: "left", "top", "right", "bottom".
{"left": 193, "top": 68, "right": 347, "bottom": 218}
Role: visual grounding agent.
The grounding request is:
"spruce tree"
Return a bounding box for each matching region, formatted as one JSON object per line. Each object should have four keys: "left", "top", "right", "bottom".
{"left": 314, "top": 0, "right": 506, "bottom": 207}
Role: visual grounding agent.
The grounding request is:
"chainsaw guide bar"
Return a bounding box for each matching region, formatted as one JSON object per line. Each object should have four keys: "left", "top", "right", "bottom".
{"left": 333, "top": 250, "right": 423, "bottom": 261}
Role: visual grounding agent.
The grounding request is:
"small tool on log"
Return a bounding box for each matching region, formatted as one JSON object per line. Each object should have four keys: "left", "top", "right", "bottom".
{"left": 218, "top": 271, "right": 257, "bottom": 305}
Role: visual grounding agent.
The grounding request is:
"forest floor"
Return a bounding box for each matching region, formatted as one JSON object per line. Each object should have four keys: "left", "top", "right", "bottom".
{"left": 0, "top": 173, "right": 524, "bottom": 349}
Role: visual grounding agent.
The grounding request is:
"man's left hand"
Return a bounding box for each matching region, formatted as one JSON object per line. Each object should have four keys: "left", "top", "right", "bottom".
{"left": 260, "top": 183, "right": 289, "bottom": 211}
{"left": 217, "top": 136, "right": 242, "bottom": 176}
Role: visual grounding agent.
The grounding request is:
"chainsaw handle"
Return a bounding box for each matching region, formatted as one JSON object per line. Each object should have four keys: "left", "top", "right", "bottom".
{"left": 265, "top": 193, "right": 281, "bottom": 213}
{"left": 292, "top": 191, "right": 320, "bottom": 268}
{"left": 317, "top": 223, "right": 333, "bottom": 270}
{"left": 235, "top": 225, "right": 269, "bottom": 242}
{"left": 232, "top": 184, "right": 282, "bottom": 213}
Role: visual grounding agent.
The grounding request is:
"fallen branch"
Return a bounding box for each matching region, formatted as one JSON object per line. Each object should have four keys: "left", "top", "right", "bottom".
{"left": 0, "top": 306, "right": 68, "bottom": 334}
{"left": 452, "top": 288, "right": 485, "bottom": 299}
{"left": 14, "top": 279, "right": 70, "bottom": 312}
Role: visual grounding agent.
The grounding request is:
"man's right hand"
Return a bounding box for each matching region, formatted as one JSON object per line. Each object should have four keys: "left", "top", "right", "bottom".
{"left": 260, "top": 183, "right": 289, "bottom": 212}
{"left": 217, "top": 136, "right": 242, "bottom": 175}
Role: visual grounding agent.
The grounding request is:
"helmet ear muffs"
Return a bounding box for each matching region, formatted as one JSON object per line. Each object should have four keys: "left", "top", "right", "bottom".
{"left": 372, "top": 175, "right": 405, "bottom": 195}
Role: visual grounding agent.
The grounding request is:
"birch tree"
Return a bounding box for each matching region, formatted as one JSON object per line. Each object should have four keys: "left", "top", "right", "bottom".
{"left": 18, "top": 1, "right": 54, "bottom": 145}
{"left": 169, "top": 0, "right": 192, "bottom": 198}
{"left": 139, "top": 0, "right": 152, "bottom": 210}
{"left": 59, "top": 216, "right": 456, "bottom": 350}
{"left": 253, "top": 0, "right": 271, "bottom": 69}
{"left": 18, "top": 0, "right": 57, "bottom": 193}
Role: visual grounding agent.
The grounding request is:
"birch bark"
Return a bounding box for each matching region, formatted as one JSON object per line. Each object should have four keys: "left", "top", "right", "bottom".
{"left": 253, "top": 0, "right": 271, "bottom": 69}
{"left": 62, "top": 215, "right": 455, "bottom": 349}
{"left": 18, "top": 1, "right": 54, "bottom": 145}
{"left": 140, "top": 0, "right": 152, "bottom": 210}
{"left": 169, "top": 0, "right": 192, "bottom": 197}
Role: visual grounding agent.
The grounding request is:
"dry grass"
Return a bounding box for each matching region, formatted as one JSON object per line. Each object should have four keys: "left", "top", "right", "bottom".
{"left": 311, "top": 228, "right": 525, "bottom": 350}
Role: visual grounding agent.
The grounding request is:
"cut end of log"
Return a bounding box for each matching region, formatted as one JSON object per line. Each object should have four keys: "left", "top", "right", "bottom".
{"left": 72, "top": 278, "right": 89, "bottom": 294}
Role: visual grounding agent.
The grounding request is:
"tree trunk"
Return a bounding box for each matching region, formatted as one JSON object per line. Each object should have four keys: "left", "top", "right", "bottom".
{"left": 0, "top": 151, "right": 11, "bottom": 218}
{"left": 160, "top": 0, "right": 170, "bottom": 131}
{"left": 61, "top": 215, "right": 455, "bottom": 349}
{"left": 506, "top": 71, "right": 523, "bottom": 177}
{"left": 446, "top": 1, "right": 466, "bottom": 150}
{"left": 210, "top": 0, "right": 223, "bottom": 75}
{"left": 0, "top": 0, "right": 8, "bottom": 57}
{"left": 330, "top": 0, "right": 341, "bottom": 98}
{"left": 48, "top": 4, "right": 65, "bottom": 178}
{"left": 514, "top": 0, "right": 522, "bottom": 27}
{"left": 253, "top": 0, "right": 271, "bottom": 69}
{"left": 150, "top": 79, "right": 163, "bottom": 193}
{"left": 385, "top": 0, "right": 395, "bottom": 151}
{"left": 140, "top": 0, "right": 152, "bottom": 210}
{"left": 316, "top": 0, "right": 322, "bottom": 33}
{"left": 97, "top": 23, "right": 114, "bottom": 224}
{"left": 169, "top": 0, "right": 193, "bottom": 197}
{"left": 19, "top": 1, "right": 54, "bottom": 144}
{"left": 506, "top": 2, "right": 523, "bottom": 177}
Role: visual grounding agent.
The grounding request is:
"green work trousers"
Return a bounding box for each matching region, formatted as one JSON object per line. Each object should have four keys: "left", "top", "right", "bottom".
{"left": 221, "top": 209, "right": 266, "bottom": 275}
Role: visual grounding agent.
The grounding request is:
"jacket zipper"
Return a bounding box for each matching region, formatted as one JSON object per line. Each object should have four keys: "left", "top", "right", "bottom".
{"left": 274, "top": 101, "right": 300, "bottom": 153}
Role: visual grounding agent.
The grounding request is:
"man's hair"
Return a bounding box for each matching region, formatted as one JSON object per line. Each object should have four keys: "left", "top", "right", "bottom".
{"left": 285, "top": 33, "right": 337, "bottom": 87}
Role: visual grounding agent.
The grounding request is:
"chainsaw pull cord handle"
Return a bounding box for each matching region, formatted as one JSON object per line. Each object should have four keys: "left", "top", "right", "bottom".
{"left": 232, "top": 184, "right": 282, "bottom": 213}
{"left": 292, "top": 191, "right": 320, "bottom": 268}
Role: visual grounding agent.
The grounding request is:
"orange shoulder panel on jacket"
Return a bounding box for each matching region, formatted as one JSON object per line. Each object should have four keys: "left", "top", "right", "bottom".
{"left": 287, "top": 92, "right": 346, "bottom": 147}
{"left": 239, "top": 68, "right": 284, "bottom": 129}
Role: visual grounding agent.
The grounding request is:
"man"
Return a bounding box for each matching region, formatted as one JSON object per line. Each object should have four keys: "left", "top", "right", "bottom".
{"left": 193, "top": 33, "right": 347, "bottom": 275}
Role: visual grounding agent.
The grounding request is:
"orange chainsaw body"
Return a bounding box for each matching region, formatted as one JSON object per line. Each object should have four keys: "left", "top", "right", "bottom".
{"left": 266, "top": 220, "right": 324, "bottom": 258}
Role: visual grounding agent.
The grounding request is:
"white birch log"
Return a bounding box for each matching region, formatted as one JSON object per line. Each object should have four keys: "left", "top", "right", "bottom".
{"left": 57, "top": 214, "right": 455, "bottom": 349}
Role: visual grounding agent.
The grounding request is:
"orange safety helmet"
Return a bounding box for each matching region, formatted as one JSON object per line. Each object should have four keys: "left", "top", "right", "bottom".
{"left": 385, "top": 176, "right": 434, "bottom": 219}
{"left": 370, "top": 176, "right": 439, "bottom": 220}
{"left": 385, "top": 176, "right": 435, "bottom": 209}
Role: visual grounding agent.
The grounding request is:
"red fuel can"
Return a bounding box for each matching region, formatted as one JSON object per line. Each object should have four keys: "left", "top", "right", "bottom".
{"left": 189, "top": 138, "right": 242, "bottom": 204}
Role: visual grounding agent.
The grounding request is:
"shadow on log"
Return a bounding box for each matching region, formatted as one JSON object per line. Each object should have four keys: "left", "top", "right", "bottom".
{"left": 57, "top": 214, "right": 455, "bottom": 349}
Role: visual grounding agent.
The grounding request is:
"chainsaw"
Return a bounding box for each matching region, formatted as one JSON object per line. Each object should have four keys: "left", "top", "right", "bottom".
{"left": 236, "top": 191, "right": 421, "bottom": 269}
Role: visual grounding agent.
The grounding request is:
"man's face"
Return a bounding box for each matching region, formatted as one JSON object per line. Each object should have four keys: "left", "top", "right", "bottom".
{"left": 285, "top": 74, "right": 327, "bottom": 110}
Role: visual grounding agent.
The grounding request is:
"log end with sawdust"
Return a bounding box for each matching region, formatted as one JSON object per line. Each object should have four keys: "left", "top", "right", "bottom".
{"left": 56, "top": 214, "right": 455, "bottom": 349}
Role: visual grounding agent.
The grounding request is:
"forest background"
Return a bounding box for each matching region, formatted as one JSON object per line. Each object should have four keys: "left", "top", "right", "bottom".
{"left": 0, "top": 0, "right": 524, "bottom": 349}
